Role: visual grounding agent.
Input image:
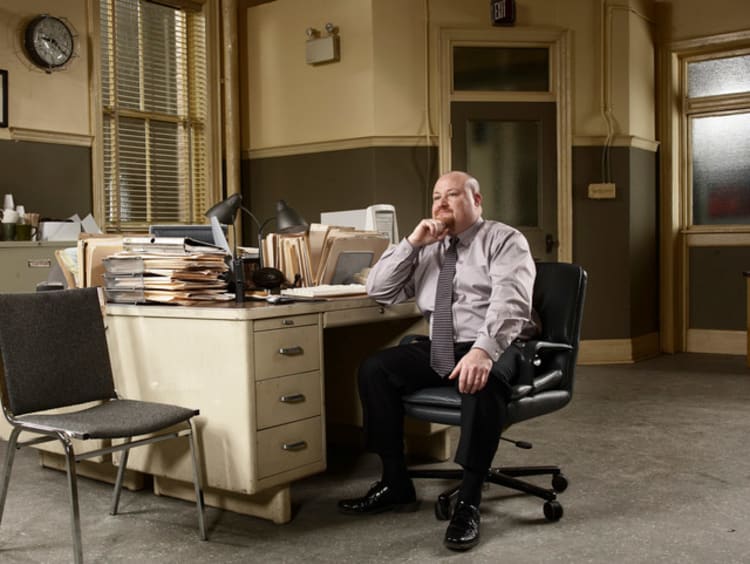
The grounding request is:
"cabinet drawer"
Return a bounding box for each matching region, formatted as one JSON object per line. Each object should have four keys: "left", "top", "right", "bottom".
{"left": 256, "top": 371, "right": 322, "bottom": 429}
{"left": 254, "top": 313, "right": 318, "bottom": 332}
{"left": 257, "top": 417, "right": 323, "bottom": 478}
{"left": 254, "top": 325, "right": 320, "bottom": 380}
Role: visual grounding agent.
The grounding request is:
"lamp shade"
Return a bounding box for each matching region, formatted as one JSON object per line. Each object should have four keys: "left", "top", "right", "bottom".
{"left": 205, "top": 193, "right": 242, "bottom": 225}
{"left": 275, "top": 200, "right": 308, "bottom": 233}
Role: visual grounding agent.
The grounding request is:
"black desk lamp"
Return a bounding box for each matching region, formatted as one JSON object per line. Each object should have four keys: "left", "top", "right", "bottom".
{"left": 205, "top": 194, "right": 308, "bottom": 302}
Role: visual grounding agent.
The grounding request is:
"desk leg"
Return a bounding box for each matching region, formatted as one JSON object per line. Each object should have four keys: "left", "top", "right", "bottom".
{"left": 405, "top": 421, "right": 453, "bottom": 462}
{"left": 153, "top": 476, "right": 292, "bottom": 525}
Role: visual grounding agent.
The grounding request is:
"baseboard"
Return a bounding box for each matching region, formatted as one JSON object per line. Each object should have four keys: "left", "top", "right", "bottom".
{"left": 686, "top": 329, "right": 746, "bottom": 355}
{"left": 578, "top": 332, "right": 660, "bottom": 365}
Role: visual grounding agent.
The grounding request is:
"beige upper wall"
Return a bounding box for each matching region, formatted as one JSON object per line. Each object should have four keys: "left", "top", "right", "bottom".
{"left": 0, "top": 0, "right": 745, "bottom": 153}
{"left": 0, "top": 0, "right": 90, "bottom": 139}
{"left": 244, "top": 0, "right": 660, "bottom": 152}
{"left": 655, "top": 0, "right": 750, "bottom": 43}
{"left": 246, "top": 0, "right": 376, "bottom": 149}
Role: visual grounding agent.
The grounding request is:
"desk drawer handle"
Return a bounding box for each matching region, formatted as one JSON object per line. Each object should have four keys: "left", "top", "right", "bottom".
{"left": 282, "top": 440, "right": 308, "bottom": 452}
{"left": 281, "top": 319, "right": 295, "bottom": 326}
{"left": 278, "top": 346, "right": 303, "bottom": 356}
{"left": 27, "top": 259, "right": 52, "bottom": 268}
{"left": 280, "top": 393, "right": 306, "bottom": 404}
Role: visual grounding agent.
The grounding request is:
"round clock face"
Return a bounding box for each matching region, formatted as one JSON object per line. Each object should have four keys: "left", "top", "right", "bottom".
{"left": 24, "top": 15, "right": 74, "bottom": 71}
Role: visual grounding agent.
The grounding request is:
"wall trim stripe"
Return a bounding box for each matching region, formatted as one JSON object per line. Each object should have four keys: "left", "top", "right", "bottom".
{"left": 578, "top": 332, "right": 660, "bottom": 365}
{"left": 686, "top": 329, "right": 745, "bottom": 355}
{"left": 573, "top": 135, "right": 659, "bottom": 152}
{"left": 245, "top": 133, "right": 658, "bottom": 160}
{"left": 244, "top": 135, "right": 439, "bottom": 159}
{"left": 9, "top": 127, "right": 93, "bottom": 147}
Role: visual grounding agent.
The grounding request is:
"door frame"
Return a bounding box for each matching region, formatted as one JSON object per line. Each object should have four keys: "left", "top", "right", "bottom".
{"left": 438, "top": 27, "right": 572, "bottom": 263}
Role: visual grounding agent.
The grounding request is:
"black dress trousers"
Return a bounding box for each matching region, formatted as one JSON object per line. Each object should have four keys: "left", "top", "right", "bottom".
{"left": 358, "top": 339, "right": 522, "bottom": 472}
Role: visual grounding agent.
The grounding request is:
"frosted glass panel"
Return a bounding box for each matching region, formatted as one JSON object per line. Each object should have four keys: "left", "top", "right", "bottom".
{"left": 466, "top": 120, "right": 539, "bottom": 227}
{"left": 688, "top": 55, "right": 750, "bottom": 97}
{"left": 454, "top": 47, "right": 548, "bottom": 92}
{"left": 691, "top": 112, "right": 750, "bottom": 225}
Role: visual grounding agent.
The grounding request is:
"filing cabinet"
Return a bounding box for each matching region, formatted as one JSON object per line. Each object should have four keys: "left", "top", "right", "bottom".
{"left": 0, "top": 241, "right": 72, "bottom": 292}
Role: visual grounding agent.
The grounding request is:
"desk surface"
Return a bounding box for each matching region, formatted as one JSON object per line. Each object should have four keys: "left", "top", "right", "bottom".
{"left": 106, "top": 296, "right": 422, "bottom": 327}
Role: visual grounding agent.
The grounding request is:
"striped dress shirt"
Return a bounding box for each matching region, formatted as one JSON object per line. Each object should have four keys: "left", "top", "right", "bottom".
{"left": 365, "top": 218, "right": 537, "bottom": 361}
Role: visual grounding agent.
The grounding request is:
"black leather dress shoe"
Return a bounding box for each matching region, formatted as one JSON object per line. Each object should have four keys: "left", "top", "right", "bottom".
{"left": 444, "top": 501, "right": 480, "bottom": 551}
{"left": 338, "top": 481, "right": 419, "bottom": 515}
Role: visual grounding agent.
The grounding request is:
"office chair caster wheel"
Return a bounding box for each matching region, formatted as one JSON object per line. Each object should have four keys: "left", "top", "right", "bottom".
{"left": 435, "top": 495, "right": 452, "bottom": 521}
{"left": 543, "top": 500, "right": 563, "bottom": 522}
{"left": 551, "top": 474, "right": 568, "bottom": 493}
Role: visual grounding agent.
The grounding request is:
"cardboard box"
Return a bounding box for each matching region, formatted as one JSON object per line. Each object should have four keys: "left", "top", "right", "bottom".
{"left": 39, "top": 221, "right": 81, "bottom": 241}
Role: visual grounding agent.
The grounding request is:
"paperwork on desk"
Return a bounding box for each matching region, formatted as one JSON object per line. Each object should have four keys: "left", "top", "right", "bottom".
{"left": 263, "top": 224, "right": 389, "bottom": 288}
{"left": 102, "top": 237, "right": 231, "bottom": 305}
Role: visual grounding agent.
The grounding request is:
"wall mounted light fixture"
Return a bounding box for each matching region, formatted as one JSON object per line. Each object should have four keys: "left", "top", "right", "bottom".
{"left": 305, "top": 22, "right": 340, "bottom": 65}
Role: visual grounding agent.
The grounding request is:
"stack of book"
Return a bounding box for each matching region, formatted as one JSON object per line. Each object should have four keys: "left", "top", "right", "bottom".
{"left": 102, "top": 236, "right": 232, "bottom": 305}
{"left": 263, "top": 224, "right": 389, "bottom": 287}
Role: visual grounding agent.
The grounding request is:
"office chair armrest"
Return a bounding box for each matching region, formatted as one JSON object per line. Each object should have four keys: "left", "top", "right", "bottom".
{"left": 511, "top": 339, "right": 573, "bottom": 400}
{"left": 527, "top": 340, "right": 574, "bottom": 357}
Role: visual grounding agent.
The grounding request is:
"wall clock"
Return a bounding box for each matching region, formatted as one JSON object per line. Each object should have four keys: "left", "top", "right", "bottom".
{"left": 23, "top": 15, "right": 75, "bottom": 72}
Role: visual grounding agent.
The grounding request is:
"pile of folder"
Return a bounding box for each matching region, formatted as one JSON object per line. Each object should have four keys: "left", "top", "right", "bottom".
{"left": 263, "top": 224, "right": 390, "bottom": 287}
{"left": 102, "top": 237, "right": 231, "bottom": 305}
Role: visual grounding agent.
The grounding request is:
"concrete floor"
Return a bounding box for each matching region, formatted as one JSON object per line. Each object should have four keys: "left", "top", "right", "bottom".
{"left": 1, "top": 353, "right": 750, "bottom": 563}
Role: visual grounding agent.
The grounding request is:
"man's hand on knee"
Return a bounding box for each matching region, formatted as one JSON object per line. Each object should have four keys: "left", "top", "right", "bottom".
{"left": 448, "top": 348, "right": 492, "bottom": 394}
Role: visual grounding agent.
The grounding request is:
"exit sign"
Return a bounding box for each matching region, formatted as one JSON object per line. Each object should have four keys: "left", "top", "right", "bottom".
{"left": 491, "top": 0, "right": 516, "bottom": 26}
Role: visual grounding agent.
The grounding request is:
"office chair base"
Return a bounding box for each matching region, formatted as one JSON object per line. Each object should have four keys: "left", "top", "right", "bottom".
{"left": 409, "top": 465, "right": 567, "bottom": 523}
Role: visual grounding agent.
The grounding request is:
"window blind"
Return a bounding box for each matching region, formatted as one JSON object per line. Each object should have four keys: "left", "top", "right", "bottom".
{"left": 100, "top": 0, "right": 208, "bottom": 231}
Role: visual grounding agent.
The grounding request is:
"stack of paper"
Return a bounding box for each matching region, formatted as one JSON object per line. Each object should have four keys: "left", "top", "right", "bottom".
{"left": 263, "top": 224, "right": 389, "bottom": 287}
{"left": 102, "top": 237, "right": 231, "bottom": 305}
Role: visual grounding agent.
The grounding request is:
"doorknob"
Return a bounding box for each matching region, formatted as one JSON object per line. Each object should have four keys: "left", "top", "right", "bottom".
{"left": 545, "top": 234, "right": 559, "bottom": 254}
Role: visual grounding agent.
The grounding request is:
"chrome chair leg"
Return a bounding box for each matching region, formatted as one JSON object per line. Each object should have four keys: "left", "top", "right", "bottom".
{"left": 187, "top": 421, "right": 207, "bottom": 540}
{"left": 111, "top": 439, "right": 132, "bottom": 516}
{"left": 61, "top": 435, "right": 84, "bottom": 564}
{"left": 0, "top": 427, "right": 22, "bottom": 526}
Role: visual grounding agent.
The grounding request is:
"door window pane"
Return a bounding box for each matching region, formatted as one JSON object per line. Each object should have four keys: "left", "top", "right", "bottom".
{"left": 691, "top": 112, "right": 750, "bottom": 224}
{"left": 453, "top": 47, "right": 549, "bottom": 92}
{"left": 688, "top": 55, "right": 750, "bottom": 98}
{"left": 466, "top": 120, "right": 539, "bottom": 227}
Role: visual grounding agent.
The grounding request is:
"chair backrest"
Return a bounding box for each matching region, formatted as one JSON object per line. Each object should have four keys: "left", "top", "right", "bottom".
{"left": 507, "top": 262, "right": 587, "bottom": 424}
{"left": 0, "top": 288, "right": 116, "bottom": 416}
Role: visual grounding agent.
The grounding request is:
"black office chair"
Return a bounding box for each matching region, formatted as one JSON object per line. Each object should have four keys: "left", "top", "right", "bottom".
{"left": 0, "top": 288, "right": 207, "bottom": 563}
{"left": 402, "top": 262, "right": 587, "bottom": 522}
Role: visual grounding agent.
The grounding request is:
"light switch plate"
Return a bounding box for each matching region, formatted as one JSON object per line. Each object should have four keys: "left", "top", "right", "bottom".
{"left": 588, "top": 183, "right": 616, "bottom": 199}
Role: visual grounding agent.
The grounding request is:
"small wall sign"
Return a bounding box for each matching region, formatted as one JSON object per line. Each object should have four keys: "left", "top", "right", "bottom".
{"left": 491, "top": 0, "right": 516, "bottom": 26}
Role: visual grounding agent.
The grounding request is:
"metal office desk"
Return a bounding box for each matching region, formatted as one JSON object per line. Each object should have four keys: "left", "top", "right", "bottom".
{"left": 104, "top": 297, "right": 440, "bottom": 524}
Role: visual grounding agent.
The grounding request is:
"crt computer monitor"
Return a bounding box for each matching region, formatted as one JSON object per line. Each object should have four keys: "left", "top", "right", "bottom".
{"left": 149, "top": 224, "right": 227, "bottom": 245}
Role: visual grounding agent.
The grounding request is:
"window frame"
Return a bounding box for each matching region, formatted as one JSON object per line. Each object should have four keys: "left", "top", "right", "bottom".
{"left": 90, "top": 0, "right": 221, "bottom": 233}
{"left": 681, "top": 46, "right": 750, "bottom": 233}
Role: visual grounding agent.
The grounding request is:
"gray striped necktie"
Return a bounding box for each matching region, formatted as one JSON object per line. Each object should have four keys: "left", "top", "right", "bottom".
{"left": 430, "top": 237, "right": 459, "bottom": 376}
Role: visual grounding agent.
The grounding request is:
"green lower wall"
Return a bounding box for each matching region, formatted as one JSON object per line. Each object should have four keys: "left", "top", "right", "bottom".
{"left": 5, "top": 137, "right": 741, "bottom": 338}
{"left": 0, "top": 139, "right": 92, "bottom": 221}
{"left": 245, "top": 144, "right": 660, "bottom": 341}
{"left": 241, "top": 146, "right": 438, "bottom": 246}
{"left": 572, "top": 145, "right": 658, "bottom": 340}
{"left": 689, "top": 246, "right": 749, "bottom": 331}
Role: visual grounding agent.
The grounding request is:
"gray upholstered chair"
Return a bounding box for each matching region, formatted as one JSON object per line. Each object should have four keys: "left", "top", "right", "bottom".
{"left": 402, "top": 262, "right": 587, "bottom": 522}
{"left": 0, "top": 288, "right": 207, "bottom": 563}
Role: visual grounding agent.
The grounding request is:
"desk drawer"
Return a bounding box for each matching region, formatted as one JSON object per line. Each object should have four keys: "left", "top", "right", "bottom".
{"left": 323, "top": 302, "right": 422, "bottom": 328}
{"left": 256, "top": 371, "right": 322, "bottom": 429}
{"left": 254, "top": 325, "right": 320, "bottom": 380}
{"left": 257, "top": 416, "right": 323, "bottom": 478}
{"left": 254, "top": 313, "right": 318, "bottom": 332}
